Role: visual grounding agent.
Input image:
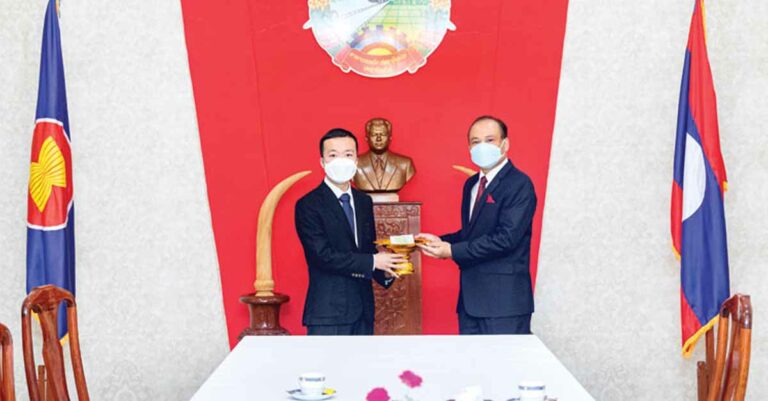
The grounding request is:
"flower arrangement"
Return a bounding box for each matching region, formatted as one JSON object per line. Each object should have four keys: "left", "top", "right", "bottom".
{"left": 366, "top": 370, "right": 423, "bottom": 401}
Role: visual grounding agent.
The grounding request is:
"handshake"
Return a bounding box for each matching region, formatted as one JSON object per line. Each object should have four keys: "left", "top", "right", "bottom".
{"left": 373, "top": 233, "right": 452, "bottom": 277}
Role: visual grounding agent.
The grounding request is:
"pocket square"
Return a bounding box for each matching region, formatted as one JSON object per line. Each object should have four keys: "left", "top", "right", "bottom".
{"left": 486, "top": 193, "right": 496, "bottom": 204}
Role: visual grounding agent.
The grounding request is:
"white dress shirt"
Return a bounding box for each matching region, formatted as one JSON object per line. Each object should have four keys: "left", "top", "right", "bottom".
{"left": 469, "top": 158, "right": 508, "bottom": 216}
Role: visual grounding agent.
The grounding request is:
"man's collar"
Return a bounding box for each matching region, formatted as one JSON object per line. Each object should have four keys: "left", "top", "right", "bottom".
{"left": 324, "top": 177, "right": 352, "bottom": 199}
{"left": 371, "top": 151, "right": 388, "bottom": 161}
{"left": 479, "top": 158, "right": 508, "bottom": 184}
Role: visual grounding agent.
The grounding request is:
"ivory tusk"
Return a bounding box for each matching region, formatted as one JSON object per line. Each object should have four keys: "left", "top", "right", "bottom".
{"left": 254, "top": 170, "right": 312, "bottom": 296}
{"left": 452, "top": 165, "right": 476, "bottom": 177}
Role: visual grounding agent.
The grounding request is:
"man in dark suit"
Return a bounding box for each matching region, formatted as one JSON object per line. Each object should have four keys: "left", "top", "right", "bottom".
{"left": 295, "top": 128, "right": 404, "bottom": 335}
{"left": 418, "top": 116, "right": 537, "bottom": 335}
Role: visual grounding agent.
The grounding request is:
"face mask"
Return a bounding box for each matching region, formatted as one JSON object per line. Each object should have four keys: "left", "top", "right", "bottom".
{"left": 323, "top": 157, "right": 357, "bottom": 184}
{"left": 470, "top": 140, "right": 505, "bottom": 169}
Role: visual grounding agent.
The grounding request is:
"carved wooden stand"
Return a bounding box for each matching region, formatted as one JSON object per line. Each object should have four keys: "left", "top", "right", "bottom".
{"left": 238, "top": 293, "right": 290, "bottom": 339}
{"left": 373, "top": 202, "right": 422, "bottom": 334}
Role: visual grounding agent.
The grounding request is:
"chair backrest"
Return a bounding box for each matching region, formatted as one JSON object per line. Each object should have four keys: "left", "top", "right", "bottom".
{"left": 704, "top": 294, "right": 752, "bottom": 401}
{"left": 0, "top": 323, "right": 15, "bottom": 401}
{"left": 21, "top": 285, "right": 89, "bottom": 401}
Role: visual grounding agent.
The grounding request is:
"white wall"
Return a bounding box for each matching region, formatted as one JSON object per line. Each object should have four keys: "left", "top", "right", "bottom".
{"left": 535, "top": 1, "right": 768, "bottom": 399}
{"left": 0, "top": 1, "right": 229, "bottom": 400}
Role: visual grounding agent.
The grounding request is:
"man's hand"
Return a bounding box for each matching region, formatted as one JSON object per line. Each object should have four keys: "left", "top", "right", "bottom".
{"left": 374, "top": 252, "right": 405, "bottom": 278}
{"left": 418, "top": 240, "right": 452, "bottom": 259}
{"left": 416, "top": 233, "right": 440, "bottom": 243}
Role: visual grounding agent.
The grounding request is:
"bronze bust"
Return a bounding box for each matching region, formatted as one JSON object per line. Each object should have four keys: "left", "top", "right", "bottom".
{"left": 354, "top": 118, "right": 415, "bottom": 201}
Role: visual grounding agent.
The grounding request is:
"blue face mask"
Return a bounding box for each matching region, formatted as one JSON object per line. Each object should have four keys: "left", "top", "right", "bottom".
{"left": 470, "top": 140, "right": 505, "bottom": 169}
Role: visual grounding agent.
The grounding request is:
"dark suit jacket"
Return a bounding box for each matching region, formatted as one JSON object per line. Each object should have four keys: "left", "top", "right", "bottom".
{"left": 441, "top": 160, "right": 537, "bottom": 318}
{"left": 295, "top": 182, "right": 392, "bottom": 326}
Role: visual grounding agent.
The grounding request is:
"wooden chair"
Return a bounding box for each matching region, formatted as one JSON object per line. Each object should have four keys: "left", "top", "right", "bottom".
{"left": 697, "top": 294, "right": 752, "bottom": 401}
{"left": 21, "top": 285, "right": 89, "bottom": 401}
{"left": 1, "top": 323, "right": 15, "bottom": 401}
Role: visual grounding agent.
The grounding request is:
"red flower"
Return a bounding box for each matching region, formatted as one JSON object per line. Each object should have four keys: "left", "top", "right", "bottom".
{"left": 366, "top": 387, "right": 390, "bottom": 401}
{"left": 399, "top": 370, "right": 423, "bottom": 388}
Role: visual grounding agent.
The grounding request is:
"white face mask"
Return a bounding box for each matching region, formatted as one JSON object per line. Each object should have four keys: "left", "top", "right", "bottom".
{"left": 323, "top": 157, "right": 358, "bottom": 184}
{"left": 470, "top": 140, "right": 505, "bottom": 169}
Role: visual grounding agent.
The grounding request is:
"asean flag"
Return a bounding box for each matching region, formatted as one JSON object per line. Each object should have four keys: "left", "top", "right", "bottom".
{"left": 26, "top": 0, "right": 75, "bottom": 340}
{"left": 671, "top": 0, "right": 730, "bottom": 357}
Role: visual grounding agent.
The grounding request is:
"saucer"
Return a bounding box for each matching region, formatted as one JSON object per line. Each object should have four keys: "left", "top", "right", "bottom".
{"left": 286, "top": 388, "right": 336, "bottom": 400}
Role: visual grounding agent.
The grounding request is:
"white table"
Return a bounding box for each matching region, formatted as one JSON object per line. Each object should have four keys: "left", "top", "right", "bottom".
{"left": 190, "top": 335, "right": 595, "bottom": 401}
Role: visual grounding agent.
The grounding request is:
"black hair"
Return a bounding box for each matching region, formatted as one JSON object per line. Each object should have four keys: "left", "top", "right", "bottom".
{"left": 319, "top": 128, "right": 358, "bottom": 156}
{"left": 468, "top": 115, "right": 508, "bottom": 139}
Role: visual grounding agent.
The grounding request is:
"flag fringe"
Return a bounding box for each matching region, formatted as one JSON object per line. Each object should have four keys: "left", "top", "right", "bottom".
{"left": 682, "top": 315, "right": 718, "bottom": 358}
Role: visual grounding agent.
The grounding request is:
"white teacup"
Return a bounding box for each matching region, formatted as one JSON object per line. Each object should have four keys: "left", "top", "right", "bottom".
{"left": 299, "top": 372, "right": 326, "bottom": 396}
{"left": 518, "top": 381, "right": 546, "bottom": 401}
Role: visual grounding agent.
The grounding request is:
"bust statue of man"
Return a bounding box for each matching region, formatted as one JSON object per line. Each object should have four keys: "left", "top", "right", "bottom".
{"left": 354, "top": 118, "right": 416, "bottom": 199}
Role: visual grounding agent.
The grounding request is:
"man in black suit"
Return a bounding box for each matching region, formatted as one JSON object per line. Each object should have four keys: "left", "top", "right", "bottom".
{"left": 418, "top": 116, "right": 537, "bottom": 335}
{"left": 295, "top": 128, "right": 404, "bottom": 335}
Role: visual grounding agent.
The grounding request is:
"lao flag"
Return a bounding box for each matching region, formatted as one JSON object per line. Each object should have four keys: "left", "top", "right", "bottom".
{"left": 671, "top": 0, "right": 730, "bottom": 357}
{"left": 26, "top": 0, "right": 75, "bottom": 340}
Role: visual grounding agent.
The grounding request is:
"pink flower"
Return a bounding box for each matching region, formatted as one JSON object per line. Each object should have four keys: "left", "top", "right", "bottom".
{"left": 399, "top": 370, "right": 423, "bottom": 388}
{"left": 366, "top": 387, "right": 390, "bottom": 401}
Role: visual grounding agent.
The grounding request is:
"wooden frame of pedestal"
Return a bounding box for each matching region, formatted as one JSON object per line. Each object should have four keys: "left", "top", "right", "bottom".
{"left": 373, "top": 202, "right": 422, "bottom": 334}
{"left": 238, "top": 293, "right": 290, "bottom": 339}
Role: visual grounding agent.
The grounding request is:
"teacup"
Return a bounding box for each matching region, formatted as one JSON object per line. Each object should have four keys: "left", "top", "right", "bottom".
{"left": 518, "top": 381, "right": 546, "bottom": 401}
{"left": 299, "top": 372, "right": 326, "bottom": 396}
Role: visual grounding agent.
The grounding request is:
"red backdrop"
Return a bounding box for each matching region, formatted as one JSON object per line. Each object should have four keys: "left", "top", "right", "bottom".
{"left": 181, "top": 0, "right": 569, "bottom": 347}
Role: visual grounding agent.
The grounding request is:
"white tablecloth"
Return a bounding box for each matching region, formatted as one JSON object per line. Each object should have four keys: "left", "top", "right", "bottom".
{"left": 190, "top": 335, "right": 594, "bottom": 401}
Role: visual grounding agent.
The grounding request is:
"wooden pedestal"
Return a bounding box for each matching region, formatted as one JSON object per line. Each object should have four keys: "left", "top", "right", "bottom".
{"left": 373, "top": 202, "right": 422, "bottom": 334}
{"left": 238, "top": 292, "right": 290, "bottom": 339}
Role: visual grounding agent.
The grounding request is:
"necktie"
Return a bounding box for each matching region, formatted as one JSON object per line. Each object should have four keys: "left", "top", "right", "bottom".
{"left": 374, "top": 156, "right": 385, "bottom": 173}
{"left": 339, "top": 193, "right": 356, "bottom": 236}
{"left": 374, "top": 156, "right": 385, "bottom": 187}
{"left": 470, "top": 176, "right": 488, "bottom": 222}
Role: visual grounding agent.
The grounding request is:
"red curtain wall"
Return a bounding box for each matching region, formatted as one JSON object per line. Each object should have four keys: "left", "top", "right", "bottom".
{"left": 181, "top": 0, "right": 569, "bottom": 347}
